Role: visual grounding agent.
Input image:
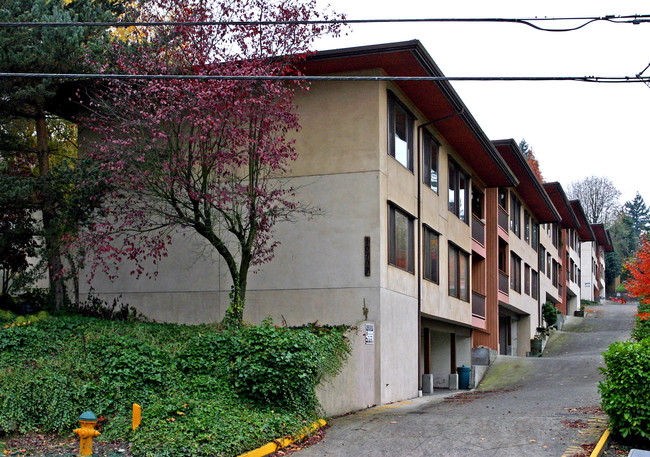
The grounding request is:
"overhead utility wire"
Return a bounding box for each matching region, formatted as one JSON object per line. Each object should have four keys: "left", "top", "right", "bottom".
{"left": 2, "top": 73, "right": 650, "bottom": 83}
{"left": 2, "top": 15, "right": 650, "bottom": 32}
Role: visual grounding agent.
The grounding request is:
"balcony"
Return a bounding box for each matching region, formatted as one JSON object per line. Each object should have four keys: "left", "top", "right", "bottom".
{"left": 472, "top": 214, "right": 485, "bottom": 246}
{"left": 498, "top": 270, "right": 509, "bottom": 294}
{"left": 498, "top": 206, "right": 509, "bottom": 232}
{"left": 472, "top": 291, "right": 486, "bottom": 318}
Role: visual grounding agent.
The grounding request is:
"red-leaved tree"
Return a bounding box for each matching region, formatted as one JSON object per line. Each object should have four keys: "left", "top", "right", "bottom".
{"left": 625, "top": 235, "right": 650, "bottom": 304}
{"left": 78, "top": 0, "right": 344, "bottom": 324}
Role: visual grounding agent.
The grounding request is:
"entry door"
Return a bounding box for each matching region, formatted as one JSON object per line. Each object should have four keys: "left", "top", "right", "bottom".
{"left": 499, "top": 315, "right": 511, "bottom": 355}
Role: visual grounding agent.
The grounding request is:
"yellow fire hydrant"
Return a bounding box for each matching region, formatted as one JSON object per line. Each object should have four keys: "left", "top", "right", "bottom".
{"left": 73, "top": 410, "right": 101, "bottom": 456}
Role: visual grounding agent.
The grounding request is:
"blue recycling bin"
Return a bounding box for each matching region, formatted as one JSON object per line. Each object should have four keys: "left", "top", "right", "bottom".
{"left": 457, "top": 365, "right": 471, "bottom": 389}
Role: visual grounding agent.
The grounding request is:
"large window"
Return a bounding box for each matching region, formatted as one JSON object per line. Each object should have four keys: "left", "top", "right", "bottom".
{"left": 531, "top": 222, "right": 539, "bottom": 251}
{"left": 423, "top": 132, "right": 439, "bottom": 193}
{"left": 539, "top": 245, "right": 546, "bottom": 274}
{"left": 510, "top": 253, "right": 521, "bottom": 293}
{"left": 510, "top": 194, "right": 521, "bottom": 237}
{"left": 388, "top": 204, "right": 414, "bottom": 272}
{"left": 388, "top": 93, "right": 414, "bottom": 171}
{"left": 524, "top": 263, "right": 531, "bottom": 295}
{"left": 498, "top": 188, "right": 508, "bottom": 210}
{"left": 449, "top": 244, "right": 470, "bottom": 302}
{"left": 532, "top": 270, "right": 538, "bottom": 299}
{"left": 423, "top": 226, "right": 439, "bottom": 283}
{"left": 524, "top": 211, "right": 530, "bottom": 244}
{"left": 448, "top": 160, "right": 470, "bottom": 223}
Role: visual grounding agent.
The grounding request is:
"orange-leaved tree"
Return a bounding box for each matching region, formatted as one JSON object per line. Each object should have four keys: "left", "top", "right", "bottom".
{"left": 625, "top": 235, "right": 650, "bottom": 304}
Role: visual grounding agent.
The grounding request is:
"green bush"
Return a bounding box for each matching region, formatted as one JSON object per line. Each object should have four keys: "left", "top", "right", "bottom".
{"left": 542, "top": 302, "right": 559, "bottom": 327}
{"left": 0, "top": 315, "right": 351, "bottom": 456}
{"left": 600, "top": 339, "right": 650, "bottom": 442}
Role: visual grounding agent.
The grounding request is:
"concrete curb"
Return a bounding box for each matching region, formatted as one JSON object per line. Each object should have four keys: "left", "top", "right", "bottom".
{"left": 589, "top": 428, "right": 611, "bottom": 457}
{"left": 238, "top": 419, "right": 327, "bottom": 457}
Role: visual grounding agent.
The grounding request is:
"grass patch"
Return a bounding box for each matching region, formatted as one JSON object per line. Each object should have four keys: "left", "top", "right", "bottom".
{"left": 0, "top": 315, "right": 350, "bottom": 456}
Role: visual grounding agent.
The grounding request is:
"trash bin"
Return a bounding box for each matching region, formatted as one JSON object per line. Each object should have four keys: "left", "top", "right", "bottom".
{"left": 457, "top": 365, "right": 471, "bottom": 389}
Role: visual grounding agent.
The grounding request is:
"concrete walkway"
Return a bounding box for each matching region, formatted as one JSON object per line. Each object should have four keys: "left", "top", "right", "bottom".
{"left": 298, "top": 301, "right": 636, "bottom": 457}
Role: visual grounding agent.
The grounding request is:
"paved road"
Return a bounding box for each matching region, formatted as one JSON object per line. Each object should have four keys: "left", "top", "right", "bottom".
{"left": 298, "top": 301, "right": 636, "bottom": 457}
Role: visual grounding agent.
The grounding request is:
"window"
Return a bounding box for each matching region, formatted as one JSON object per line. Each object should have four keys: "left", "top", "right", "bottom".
{"left": 552, "top": 259, "right": 558, "bottom": 287}
{"left": 510, "top": 252, "right": 521, "bottom": 293}
{"left": 539, "top": 245, "right": 546, "bottom": 274}
{"left": 498, "top": 188, "right": 508, "bottom": 210}
{"left": 531, "top": 222, "right": 539, "bottom": 251}
{"left": 472, "top": 187, "right": 484, "bottom": 219}
{"left": 423, "top": 226, "right": 439, "bottom": 283}
{"left": 388, "top": 93, "right": 414, "bottom": 171}
{"left": 388, "top": 204, "right": 414, "bottom": 272}
{"left": 524, "top": 264, "right": 531, "bottom": 295}
{"left": 532, "top": 270, "right": 538, "bottom": 299}
{"left": 422, "top": 132, "right": 439, "bottom": 192}
{"left": 547, "top": 253, "right": 552, "bottom": 279}
{"left": 448, "top": 160, "right": 470, "bottom": 223}
{"left": 552, "top": 223, "right": 558, "bottom": 248}
{"left": 510, "top": 194, "right": 521, "bottom": 237}
{"left": 524, "top": 211, "right": 530, "bottom": 243}
{"left": 449, "top": 244, "right": 470, "bottom": 302}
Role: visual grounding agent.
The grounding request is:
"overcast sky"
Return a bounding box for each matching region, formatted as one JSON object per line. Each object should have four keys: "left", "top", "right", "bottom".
{"left": 313, "top": 0, "right": 650, "bottom": 206}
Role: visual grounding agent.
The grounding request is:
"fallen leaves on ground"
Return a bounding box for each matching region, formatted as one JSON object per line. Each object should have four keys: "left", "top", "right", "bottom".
{"left": 2, "top": 434, "right": 131, "bottom": 457}
{"left": 562, "top": 419, "right": 589, "bottom": 429}
{"left": 443, "top": 388, "right": 518, "bottom": 404}
{"left": 269, "top": 424, "right": 329, "bottom": 457}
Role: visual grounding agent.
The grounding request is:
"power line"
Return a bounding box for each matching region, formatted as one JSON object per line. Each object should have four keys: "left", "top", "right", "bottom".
{"left": 1, "top": 72, "right": 649, "bottom": 83}
{"left": 2, "top": 15, "right": 650, "bottom": 32}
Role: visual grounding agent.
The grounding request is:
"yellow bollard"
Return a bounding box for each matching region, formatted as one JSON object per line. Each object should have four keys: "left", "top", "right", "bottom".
{"left": 73, "top": 410, "right": 101, "bottom": 457}
{"left": 132, "top": 403, "right": 141, "bottom": 431}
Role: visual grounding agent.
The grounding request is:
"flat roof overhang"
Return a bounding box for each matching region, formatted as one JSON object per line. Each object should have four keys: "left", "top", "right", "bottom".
{"left": 570, "top": 200, "right": 595, "bottom": 242}
{"left": 492, "top": 139, "right": 560, "bottom": 224}
{"left": 301, "top": 40, "right": 518, "bottom": 188}
{"left": 542, "top": 182, "right": 581, "bottom": 229}
{"left": 592, "top": 224, "right": 614, "bottom": 252}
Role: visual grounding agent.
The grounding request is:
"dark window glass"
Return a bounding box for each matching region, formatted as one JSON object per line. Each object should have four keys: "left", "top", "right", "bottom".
{"left": 524, "top": 211, "right": 530, "bottom": 243}
{"left": 510, "top": 194, "right": 521, "bottom": 237}
{"left": 448, "top": 159, "right": 470, "bottom": 223}
{"left": 532, "top": 270, "right": 538, "bottom": 299}
{"left": 389, "top": 204, "right": 414, "bottom": 272}
{"left": 498, "top": 188, "right": 508, "bottom": 210}
{"left": 510, "top": 253, "right": 521, "bottom": 293}
{"left": 449, "top": 244, "right": 470, "bottom": 302}
{"left": 524, "top": 264, "right": 531, "bottom": 295}
{"left": 388, "top": 93, "right": 414, "bottom": 171}
{"left": 423, "top": 132, "right": 439, "bottom": 193}
{"left": 423, "top": 226, "right": 439, "bottom": 283}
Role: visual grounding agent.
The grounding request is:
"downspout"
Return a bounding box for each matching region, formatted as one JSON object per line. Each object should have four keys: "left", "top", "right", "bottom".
{"left": 416, "top": 108, "right": 464, "bottom": 391}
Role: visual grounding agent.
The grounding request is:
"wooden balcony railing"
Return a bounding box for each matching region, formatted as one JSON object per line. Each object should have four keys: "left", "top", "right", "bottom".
{"left": 472, "top": 214, "right": 485, "bottom": 246}
{"left": 498, "top": 270, "right": 509, "bottom": 294}
{"left": 498, "top": 206, "right": 509, "bottom": 232}
{"left": 472, "top": 291, "right": 486, "bottom": 318}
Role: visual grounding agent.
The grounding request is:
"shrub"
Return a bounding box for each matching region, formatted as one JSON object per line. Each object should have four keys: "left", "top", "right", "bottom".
{"left": 542, "top": 302, "right": 559, "bottom": 327}
{"left": 0, "top": 315, "right": 351, "bottom": 456}
{"left": 63, "top": 291, "right": 148, "bottom": 322}
{"left": 600, "top": 339, "right": 650, "bottom": 442}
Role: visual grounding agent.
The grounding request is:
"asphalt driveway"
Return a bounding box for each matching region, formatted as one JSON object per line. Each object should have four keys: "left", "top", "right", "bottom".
{"left": 295, "top": 301, "right": 636, "bottom": 457}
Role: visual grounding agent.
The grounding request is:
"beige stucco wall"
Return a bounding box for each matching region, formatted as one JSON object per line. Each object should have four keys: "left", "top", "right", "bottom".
{"left": 539, "top": 224, "right": 562, "bottom": 306}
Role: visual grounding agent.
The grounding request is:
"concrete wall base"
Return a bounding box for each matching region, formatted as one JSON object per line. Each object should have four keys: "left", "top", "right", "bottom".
{"left": 448, "top": 373, "right": 459, "bottom": 390}
{"left": 471, "top": 365, "right": 489, "bottom": 389}
{"left": 422, "top": 374, "right": 434, "bottom": 394}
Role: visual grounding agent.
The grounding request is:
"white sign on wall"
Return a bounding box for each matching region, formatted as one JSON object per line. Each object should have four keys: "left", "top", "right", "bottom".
{"left": 365, "top": 323, "right": 374, "bottom": 345}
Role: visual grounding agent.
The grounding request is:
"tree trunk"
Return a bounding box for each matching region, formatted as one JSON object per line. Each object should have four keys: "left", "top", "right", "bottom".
{"left": 35, "top": 111, "right": 66, "bottom": 309}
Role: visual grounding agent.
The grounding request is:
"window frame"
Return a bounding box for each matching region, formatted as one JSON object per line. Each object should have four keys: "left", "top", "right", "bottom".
{"left": 448, "top": 159, "right": 470, "bottom": 224}
{"left": 423, "top": 225, "right": 440, "bottom": 283}
{"left": 388, "top": 203, "right": 415, "bottom": 273}
{"left": 422, "top": 131, "right": 439, "bottom": 193}
{"left": 510, "top": 252, "right": 521, "bottom": 293}
{"left": 449, "top": 243, "right": 470, "bottom": 302}
{"left": 531, "top": 270, "right": 538, "bottom": 299}
{"left": 387, "top": 92, "right": 415, "bottom": 172}
{"left": 510, "top": 194, "right": 521, "bottom": 237}
{"left": 524, "top": 263, "right": 531, "bottom": 295}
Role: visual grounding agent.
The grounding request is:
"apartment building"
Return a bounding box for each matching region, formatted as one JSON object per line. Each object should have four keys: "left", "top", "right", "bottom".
{"left": 568, "top": 200, "right": 596, "bottom": 313}
{"left": 542, "top": 183, "right": 580, "bottom": 316}
{"left": 581, "top": 224, "right": 613, "bottom": 301}
{"left": 81, "top": 40, "right": 520, "bottom": 414}
{"left": 471, "top": 140, "right": 559, "bottom": 356}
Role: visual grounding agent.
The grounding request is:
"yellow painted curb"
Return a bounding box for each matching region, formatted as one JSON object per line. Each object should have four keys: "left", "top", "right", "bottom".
{"left": 590, "top": 428, "right": 611, "bottom": 457}
{"left": 238, "top": 419, "right": 327, "bottom": 457}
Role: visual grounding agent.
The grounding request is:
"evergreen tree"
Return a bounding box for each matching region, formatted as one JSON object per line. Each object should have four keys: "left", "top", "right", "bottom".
{"left": 0, "top": 0, "right": 124, "bottom": 307}
{"left": 624, "top": 192, "right": 650, "bottom": 239}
